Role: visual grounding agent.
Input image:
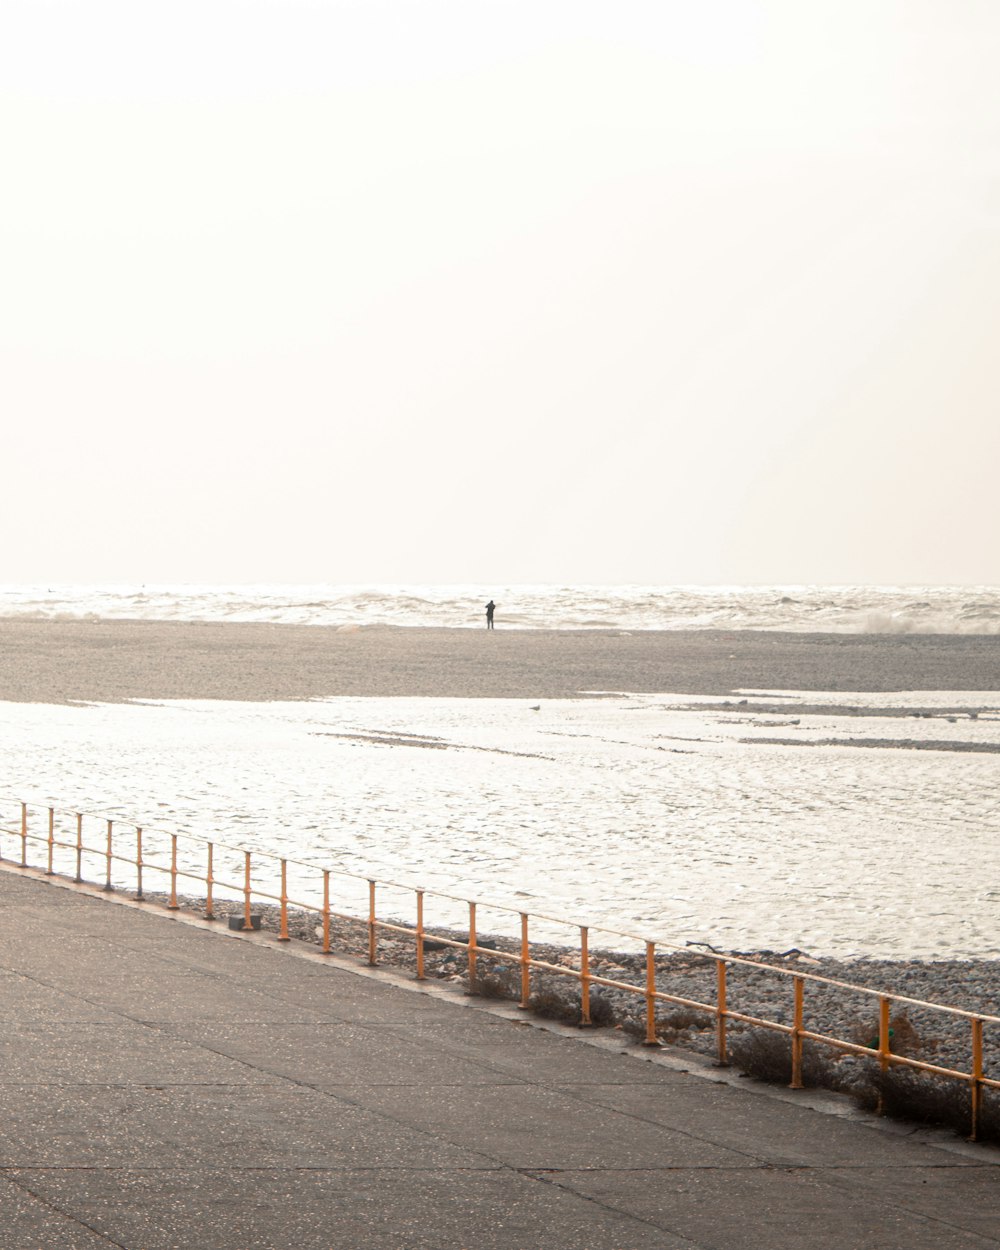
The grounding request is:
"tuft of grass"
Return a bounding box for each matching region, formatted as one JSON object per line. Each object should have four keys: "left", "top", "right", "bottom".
{"left": 726, "top": 1028, "right": 852, "bottom": 1091}
{"left": 528, "top": 987, "right": 583, "bottom": 1025}
{"left": 863, "top": 1069, "right": 1000, "bottom": 1144}
{"left": 724, "top": 1022, "right": 999, "bottom": 1145}
{"left": 619, "top": 1007, "right": 716, "bottom": 1044}
{"left": 661, "top": 1008, "right": 714, "bottom": 1032}
{"left": 471, "top": 969, "right": 616, "bottom": 1029}
{"left": 586, "top": 992, "right": 616, "bottom": 1028}
{"left": 473, "top": 968, "right": 520, "bottom": 1001}
{"left": 618, "top": 1014, "right": 649, "bottom": 1043}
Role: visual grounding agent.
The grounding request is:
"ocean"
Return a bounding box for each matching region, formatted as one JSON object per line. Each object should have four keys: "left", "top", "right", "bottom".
{"left": 3, "top": 582, "right": 1000, "bottom": 633}
{"left": 1, "top": 583, "right": 998, "bottom": 961}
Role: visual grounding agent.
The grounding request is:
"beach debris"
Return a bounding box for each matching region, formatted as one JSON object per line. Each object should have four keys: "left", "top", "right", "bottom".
{"left": 228, "top": 913, "right": 262, "bottom": 931}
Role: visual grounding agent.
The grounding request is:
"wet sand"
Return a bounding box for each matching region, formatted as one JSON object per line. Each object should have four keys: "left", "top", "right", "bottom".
{"left": 0, "top": 618, "right": 997, "bottom": 703}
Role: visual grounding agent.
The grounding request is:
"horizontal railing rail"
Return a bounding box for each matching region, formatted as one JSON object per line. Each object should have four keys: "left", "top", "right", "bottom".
{"left": 1, "top": 795, "right": 996, "bottom": 1140}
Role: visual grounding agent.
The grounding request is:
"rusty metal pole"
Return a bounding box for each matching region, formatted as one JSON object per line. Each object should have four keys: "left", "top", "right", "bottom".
{"left": 135, "top": 826, "right": 144, "bottom": 899}
{"left": 47, "top": 807, "right": 55, "bottom": 875}
{"left": 415, "top": 890, "right": 425, "bottom": 980}
{"left": 467, "top": 901, "right": 478, "bottom": 993}
{"left": 75, "top": 813, "right": 83, "bottom": 882}
{"left": 367, "top": 880, "right": 377, "bottom": 965}
{"left": 971, "top": 1018, "right": 984, "bottom": 1141}
{"left": 876, "top": 995, "right": 892, "bottom": 1115}
{"left": 790, "top": 976, "right": 804, "bottom": 1088}
{"left": 168, "top": 835, "right": 179, "bottom": 908}
{"left": 580, "top": 926, "right": 591, "bottom": 1026}
{"left": 278, "top": 859, "right": 290, "bottom": 940}
{"left": 242, "top": 851, "right": 253, "bottom": 929}
{"left": 20, "top": 802, "right": 27, "bottom": 867}
{"left": 205, "top": 842, "right": 215, "bottom": 919}
{"left": 321, "top": 870, "right": 331, "bottom": 953}
{"left": 716, "top": 959, "right": 728, "bottom": 1066}
{"left": 104, "top": 819, "right": 113, "bottom": 890}
{"left": 643, "top": 941, "right": 658, "bottom": 1046}
{"left": 519, "top": 913, "right": 531, "bottom": 1009}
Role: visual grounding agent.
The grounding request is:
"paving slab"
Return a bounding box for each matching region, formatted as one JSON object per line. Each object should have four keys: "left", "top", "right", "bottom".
{"left": 558, "top": 1080, "right": 984, "bottom": 1168}
{"left": 334, "top": 1081, "right": 764, "bottom": 1169}
{"left": 1, "top": 866, "right": 998, "bottom": 1250}
{"left": 380, "top": 1010, "right": 687, "bottom": 1083}
{"left": 159, "top": 1019, "right": 536, "bottom": 1086}
{"left": 87, "top": 971, "right": 346, "bottom": 1024}
{"left": 0, "top": 1020, "right": 271, "bottom": 1085}
{"left": 0, "top": 1083, "right": 473, "bottom": 1170}
{"left": 819, "top": 1166, "right": 1000, "bottom": 1241}
{"left": 0, "top": 970, "right": 120, "bottom": 1022}
{"left": 13, "top": 1167, "right": 690, "bottom": 1250}
{"left": 0, "top": 1177, "right": 111, "bottom": 1249}
{"left": 254, "top": 971, "right": 455, "bottom": 1022}
{"left": 137, "top": 948, "right": 452, "bottom": 1020}
{"left": 534, "top": 1167, "right": 998, "bottom": 1250}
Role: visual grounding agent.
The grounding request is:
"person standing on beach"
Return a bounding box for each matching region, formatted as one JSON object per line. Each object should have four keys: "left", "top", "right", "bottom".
{"left": 485, "top": 600, "right": 496, "bottom": 629}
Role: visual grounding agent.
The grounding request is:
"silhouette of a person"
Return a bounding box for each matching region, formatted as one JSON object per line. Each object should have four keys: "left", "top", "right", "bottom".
{"left": 485, "top": 600, "right": 496, "bottom": 630}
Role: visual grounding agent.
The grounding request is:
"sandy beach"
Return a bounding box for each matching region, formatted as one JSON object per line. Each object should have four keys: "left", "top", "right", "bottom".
{"left": 0, "top": 619, "right": 998, "bottom": 704}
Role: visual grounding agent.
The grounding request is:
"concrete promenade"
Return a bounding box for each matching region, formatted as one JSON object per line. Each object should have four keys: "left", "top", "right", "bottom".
{"left": 1, "top": 868, "right": 998, "bottom": 1250}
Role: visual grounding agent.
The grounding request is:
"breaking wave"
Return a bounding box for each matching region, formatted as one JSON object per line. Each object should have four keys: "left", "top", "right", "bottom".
{"left": 1, "top": 583, "right": 999, "bottom": 633}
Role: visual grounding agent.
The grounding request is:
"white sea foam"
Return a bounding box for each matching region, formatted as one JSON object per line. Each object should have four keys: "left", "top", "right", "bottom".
{"left": 3, "top": 690, "right": 998, "bottom": 960}
{"left": 2, "top": 582, "right": 1000, "bottom": 632}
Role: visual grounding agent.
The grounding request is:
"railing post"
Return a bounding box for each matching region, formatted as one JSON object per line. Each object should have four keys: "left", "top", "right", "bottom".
{"left": 415, "top": 890, "right": 425, "bottom": 980}
{"left": 47, "top": 807, "right": 55, "bottom": 875}
{"left": 104, "top": 819, "right": 113, "bottom": 890}
{"left": 876, "top": 995, "right": 892, "bottom": 1115}
{"left": 242, "top": 851, "right": 253, "bottom": 930}
{"left": 168, "top": 834, "right": 179, "bottom": 908}
{"left": 971, "top": 1018, "right": 984, "bottom": 1141}
{"left": 278, "top": 859, "right": 290, "bottom": 940}
{"left": 205, "top": 842, "right": 215, "bottom": 919}
{"left": 716, "top": 958, "right": 729, "bottom": 1066}
{"left": 790, "top": 975, "right": 804, "bottom": 1088}
{"left": 75, "top": 813, "right": 83, "bottom": 882}
{"left": 467, "top": 901, "right": 478, "bottom": 993}
{"left": 20, "top": 802, "right": 27, "bottom": 867}
{"left": 579, "top": 926, "right": 591, "bottom": 1026}
{"left": 367, "top": 880, "right": 377, "bottom": 965}
{"left": 321, "top": 870, "right": 331, "bottom": 953}
{"left": 135, "top": 827, "right": 143, "bottom": 899}
{"left": 518, "top": 912, "right": 531, "bottom": 1009}
{"left": 643, "top": 941, "right": 658, "bottom": 1046}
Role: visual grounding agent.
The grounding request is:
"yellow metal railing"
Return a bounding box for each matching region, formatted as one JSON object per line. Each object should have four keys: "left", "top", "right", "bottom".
{"left": 2, "top": 796, "right": 997, "bottom": 1140}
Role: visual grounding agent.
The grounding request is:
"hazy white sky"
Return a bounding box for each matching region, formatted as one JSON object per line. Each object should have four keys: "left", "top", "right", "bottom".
{"left": 4, "top": 0, "right": 998, "bottom": 585}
